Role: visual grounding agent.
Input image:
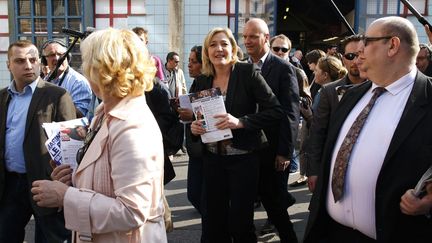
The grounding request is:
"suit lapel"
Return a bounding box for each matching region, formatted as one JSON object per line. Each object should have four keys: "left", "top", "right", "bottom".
{"left": 260, "top": 53, "right": 273, "bottom": 78}
{"left": 323, "top": 82, "right": 372, "bottom": 177}
{"left": 75, "top": 119, "right": 109, "bottom": 174}
{"left": 382, "top": 72, "right": 430, "bottom": 167}
{"left": 225, "top": 64, "right": 238, "bottom": 113}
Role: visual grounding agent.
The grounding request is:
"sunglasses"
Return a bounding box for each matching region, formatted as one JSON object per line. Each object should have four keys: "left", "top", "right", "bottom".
{"left": 360, "top": 35, "right": 393, "bottom": 46}
{"left": 343, "top": 53, "right": 358, "bottom": 60}
{"left": 272, "top": 47, "right": 289, "bottom": 53}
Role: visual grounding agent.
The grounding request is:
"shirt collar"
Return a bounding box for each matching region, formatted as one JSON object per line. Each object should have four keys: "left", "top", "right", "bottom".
{"left": 248, "top": 51, "right": 270, "bottom": 67}
{"left": 371, "top": 68, "right": 416, "bottom": 96}
{"left": 8, "top": 78, "right": 39, "bottom": 95}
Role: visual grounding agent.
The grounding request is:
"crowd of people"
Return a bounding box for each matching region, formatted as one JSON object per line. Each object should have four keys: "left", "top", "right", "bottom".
{"left": 0, "top": 15, "right": 431, "bottom": 243}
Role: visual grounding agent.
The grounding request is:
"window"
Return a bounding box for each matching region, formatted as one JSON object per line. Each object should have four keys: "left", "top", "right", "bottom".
{"left": 94, "top": 0, "right": 146, "bottom": 29}
{"left": 366, "top": 0, "right": 428, "bottom": 16}
{"left": 14, "top": 0, "right": 85, "bottom": 65}
{"left": 0, "top": 0, "right": 8, "bottom": 52}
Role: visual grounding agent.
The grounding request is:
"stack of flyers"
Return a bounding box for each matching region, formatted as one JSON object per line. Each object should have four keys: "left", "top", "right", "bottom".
{"left": 43, "top": 117, "right": 89, "bottom": 170}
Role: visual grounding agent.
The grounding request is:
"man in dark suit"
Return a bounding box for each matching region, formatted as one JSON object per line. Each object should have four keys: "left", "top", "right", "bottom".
{"left": 243, "top": 18, "right": 300, "bottom": 243}
{"left": 304, "top": 16, "right": 432, "bottom": 243}
{"left": 0, "top": 40, "right": 76, "bottom": 242}
{"left": 305, "top": 35, "right": 366, "bottom": 191}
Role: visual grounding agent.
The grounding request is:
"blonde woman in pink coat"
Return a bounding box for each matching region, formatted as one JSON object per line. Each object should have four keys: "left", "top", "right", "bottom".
{"left": 31, "top": 28, "right": 167, "bottom": 242}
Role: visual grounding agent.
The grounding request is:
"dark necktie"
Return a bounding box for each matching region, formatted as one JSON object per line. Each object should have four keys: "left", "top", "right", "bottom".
{"left": 331, "top": 87, "right": 387, "bottom": 202}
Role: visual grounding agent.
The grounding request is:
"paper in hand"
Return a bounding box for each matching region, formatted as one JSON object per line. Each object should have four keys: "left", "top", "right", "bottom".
{"left": 413, "top": 166, "right": 432, "bottom": 198}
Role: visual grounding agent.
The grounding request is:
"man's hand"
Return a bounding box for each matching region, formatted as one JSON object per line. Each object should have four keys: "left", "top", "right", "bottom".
{"left": 31, "top": 180, "right": 69, "bottom": 208}
{"left": 51, "top": 164, "right": 73, "bottom": 186}
{"left": 275, "top": 155, "right": 290, "bottom": 172}
{"left": 425, "top": 25, "right": 432, "bottom": 44}
{"left": 178, "top": 108, "right": 194, "bottom": 122}
{"left": 400, "top": 183, "right": 432, "bottom": 216}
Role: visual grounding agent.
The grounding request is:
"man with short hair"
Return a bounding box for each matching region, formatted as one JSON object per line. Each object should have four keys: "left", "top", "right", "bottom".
{"left": 41, "top": 39, "right": 91, "bottom": 117}
{"left": 132, "top": 26, "right": 165, "bottom": 81}
{"left": 416, "top": 43, "right": 432, "bottom": 76}
{"left": 163, "top": 51, "right": 187, "bottom": 98}
{"left": 243, "top": 18, "right": 299, "bottom": 243}
{"left": 291, "top": 50, "right": 303, "bottom": 69}
{"left": 0, "top": 40, "right": 76, "bottom": 243}
{"left": 305, "top": 16, "right": 432, "bottom": 242}
{"left": 305, "top": 35, "right": 366, "bottom": 191}
{"left": 326, "top": 44, "right": 338, "bottom": 56}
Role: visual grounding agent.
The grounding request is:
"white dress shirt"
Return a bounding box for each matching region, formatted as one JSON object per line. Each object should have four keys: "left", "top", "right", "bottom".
{"left": 326, "top": 68, "right": 417, "bottom": 239}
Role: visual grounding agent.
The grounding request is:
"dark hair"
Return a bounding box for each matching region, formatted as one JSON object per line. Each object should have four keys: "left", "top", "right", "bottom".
{"left": 340, "top": 34, "right": 362, "bottom": 54}
{"left": 190, "top": 46, "right": 202, "bottom": 64}
{"left": 419, "top": 43, "right": 432, "bottom": 61}
{"left": 132, "top": 27, "right": 148, "bottom": 36}
{"left": 8, "top": 40, "right": 36, "bottom": 60}
{"left": 166, "top": 51, "right": 179, "bottom": 62}
{"left": 305, "top": 49, "right": 326, "bottom": 64}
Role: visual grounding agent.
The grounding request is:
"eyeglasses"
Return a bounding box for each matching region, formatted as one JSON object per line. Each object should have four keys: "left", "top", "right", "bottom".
{"left": 360, "top": 35, "right": 393, "bottom": 46}
{"left": 343, "top": 53, "right": 358, "bottom": 60}
{"left": 43, "top": 52, "right": 65, "bottom": 59}
{"left": 272, "top": 47, "right": 289, "bottom": 53}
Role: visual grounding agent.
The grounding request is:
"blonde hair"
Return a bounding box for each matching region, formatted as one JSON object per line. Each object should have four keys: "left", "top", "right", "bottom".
{"left": 80, "top": 28, "right": 156, "bottom": 98}
{"left": 317, "top": 56, "right": 347, "bottom": 81}
{"left": 202, "top": 27, "right": 238, "bottom": 76}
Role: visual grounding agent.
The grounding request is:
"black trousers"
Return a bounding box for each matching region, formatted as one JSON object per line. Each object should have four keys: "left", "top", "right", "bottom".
{"left": 324, "top": 218, "right": 377, "bottom": 243}
{"left": 258, "top": 147, "right": 298, "bottom": 243}
{"left": 0, "top": 171, "right": 71, "bottom": 243}
{"left": 203, "top": 151, "right": 259, "bottom": 243}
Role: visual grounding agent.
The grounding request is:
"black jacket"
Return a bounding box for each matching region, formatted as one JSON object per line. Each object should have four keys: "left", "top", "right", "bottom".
{"left": 304, "top": 72, "right": 432, "bottom": 243}
{"left": 191, "top": 62, "right": 283, "bottom": 151}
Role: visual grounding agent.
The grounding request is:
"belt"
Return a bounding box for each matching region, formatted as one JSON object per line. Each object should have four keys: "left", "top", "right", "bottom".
{"left": 5, "top": 170, "right": 27, "bottom": 179}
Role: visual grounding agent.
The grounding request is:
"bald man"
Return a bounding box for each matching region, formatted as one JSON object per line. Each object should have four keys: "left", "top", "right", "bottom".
{"left": 243, "top": 18, "right": 299, "bottom": 243}
{"left": 304, "top": 16, "right": 432, "bottom": 243}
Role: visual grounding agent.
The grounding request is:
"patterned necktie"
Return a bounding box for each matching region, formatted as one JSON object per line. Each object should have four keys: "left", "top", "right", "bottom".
{"left": 331, "top": 87, "right": 387, "bottom": 202}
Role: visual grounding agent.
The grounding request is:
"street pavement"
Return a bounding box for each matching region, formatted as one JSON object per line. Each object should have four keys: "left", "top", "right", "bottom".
{"left": 25, "top": 152, "right": 312, "bottom": 243}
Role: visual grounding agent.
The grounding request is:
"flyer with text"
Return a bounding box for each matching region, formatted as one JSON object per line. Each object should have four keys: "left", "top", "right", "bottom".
{"left": 189, "top": 87, "right": 233, "bottom": 143}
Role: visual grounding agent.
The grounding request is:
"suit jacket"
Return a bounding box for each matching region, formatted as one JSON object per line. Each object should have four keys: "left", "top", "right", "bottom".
{"left": 306, "top": 76, "right": 353, "bottom": 176}
{"left": 192, "top": 62, "right": 283, "bottom": 151}
{"left": 145, "top": 80, "right": 177, "bottom": 184}
{"left": 261, "top": 52, "right": 300, "bottom": 158}
{"left": 63, "top": 96, "right": 166, "bottom": 243}
{"left": 304, "top": 72, "right": 432, "bottom": 243}
{"left": 0, "top": 78, "right": 76, "bottom": 216}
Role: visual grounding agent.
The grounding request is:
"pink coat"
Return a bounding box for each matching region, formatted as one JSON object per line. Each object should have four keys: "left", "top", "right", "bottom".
{"left": 63, "top": 96, "right": 167, "bottom": 243}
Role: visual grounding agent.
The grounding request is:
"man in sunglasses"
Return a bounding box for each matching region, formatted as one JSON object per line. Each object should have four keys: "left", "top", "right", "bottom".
{"left": 243, "top": 18, "right": 300, "bottom": 243}
{"left": 305, "top": 16, "right": 432, "bottom": 243}
{"left": 162, "top": 51, "right": 187, "bottom": 98}
{"left": 306, "top": 35, "right": 366, "bottom": 192}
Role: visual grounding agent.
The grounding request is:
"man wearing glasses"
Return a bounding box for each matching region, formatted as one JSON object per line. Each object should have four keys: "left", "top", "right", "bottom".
{"left": 162, "top": 51, "right": 187, "bottom": 98}
{"left": 306, "top": 35, "right": 366, "bottom": 192}
{"left": 41, "top": 39, "right": 92, "bottom": 118}
{"left": 304, "top": 16, "right": 432, "bottom": 243}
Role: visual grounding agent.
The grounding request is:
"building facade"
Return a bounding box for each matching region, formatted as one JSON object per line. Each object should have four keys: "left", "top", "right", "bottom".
{"left": 0, "top": 0, "right": 431, "bottom": 87}
{"left": 0, "top": 0, "right": 274, "bottom": 87}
